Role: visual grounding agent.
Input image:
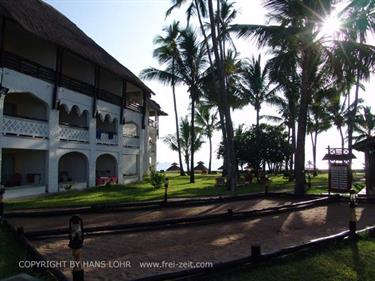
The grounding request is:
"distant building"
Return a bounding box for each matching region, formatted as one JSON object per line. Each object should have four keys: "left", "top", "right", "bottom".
{"left": 166, "top": 162, "right": 180, "bottom": 172}
{"left": 194, "top": 161, "right": 208, "bottom": 172}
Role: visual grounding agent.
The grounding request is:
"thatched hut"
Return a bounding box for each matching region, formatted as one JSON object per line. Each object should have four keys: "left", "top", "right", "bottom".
{"left": 194, "top": 161, "right": 208, "bottom": 172}
{"left": 166, "top": 162, "right": 180, "bottom": 172}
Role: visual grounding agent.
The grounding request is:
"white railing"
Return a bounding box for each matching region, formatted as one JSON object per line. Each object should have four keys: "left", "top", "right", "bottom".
{"left": 2, "top": 115, "right": 48, "bottom": 138}
{"left": 59, "top": 125, "right": 89, "bottom": 142}
{"left": 97, "top": 132, "right": 118, "bottom": 145}
{"left": 123, "top": 136, "right": 139, "bottom": 148}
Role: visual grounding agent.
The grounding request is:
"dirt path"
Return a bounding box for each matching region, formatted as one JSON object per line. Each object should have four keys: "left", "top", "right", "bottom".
{"left": 8, "top": 198, "right": 298, "bottom": 232}
{"left": 32, "top": 202, "right": 375, "bottom": 280}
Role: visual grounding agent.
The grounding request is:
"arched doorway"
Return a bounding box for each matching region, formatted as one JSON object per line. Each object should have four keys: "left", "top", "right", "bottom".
{"left": 58, "top": 152, "right": 88, "bottom": 191}
{"left": 96, "top": 154, "right": 118, "bottom": 185}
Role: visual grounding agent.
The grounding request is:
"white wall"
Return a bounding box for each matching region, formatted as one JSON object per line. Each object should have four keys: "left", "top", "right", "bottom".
{"left": 123, "top": 154, "right": 137, "bottom": 175}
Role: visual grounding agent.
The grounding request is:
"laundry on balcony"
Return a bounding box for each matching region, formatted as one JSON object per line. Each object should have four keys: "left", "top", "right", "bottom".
{"left": 108, "top": 132, "right": 114, "bottom": 139}
{"left": 96, "top": 130, "right": 102, "bottom": 139}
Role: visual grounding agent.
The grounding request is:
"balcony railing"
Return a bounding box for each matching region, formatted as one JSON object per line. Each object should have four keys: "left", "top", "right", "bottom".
{"left": 2, "top": 52, "right": 143, "bottom": 113}
{"left": 96, "top": 132, "right": 118, "bottom": 145}
{"left": 59, "top": 125, "right": 89, "bottom": 142}
{"left": 2, "top": 115, "right": 49, "bottom": 139}
{"left": 123, "top": 136, "right": 139, "bottom": 148}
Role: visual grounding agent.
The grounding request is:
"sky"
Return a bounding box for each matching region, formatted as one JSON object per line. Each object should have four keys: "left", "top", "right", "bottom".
{"left": 45, "top": 0, "right": 374, "bottom": 170}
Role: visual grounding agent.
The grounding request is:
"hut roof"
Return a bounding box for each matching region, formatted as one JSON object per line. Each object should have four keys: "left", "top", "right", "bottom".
{"left": 194, "top": 162, "right": 207, "bottom": 171}
{"left": 0, "top": 0, "right": 154, "bottom": 95}
{"left": 166, "top": 163, "right": 180, "bottom": 171}
{"left": 352, "top": 137, "right": 375, "bottom": 152}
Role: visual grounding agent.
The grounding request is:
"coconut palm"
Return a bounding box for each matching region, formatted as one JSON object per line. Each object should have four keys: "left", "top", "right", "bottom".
{"left": 141, "top": 27, "right": 208, "bottom": 183}
{"left": 195, "top": 104, "right": 220, "bottom": 173}
{"left": 144, "top": 21, "right": 185, "bottom": 176}
{"left": 354, "top": 106, "right": 375, "bottom": 142}
{"left": 342, "top": 0, "right": 375, "bottom": 162}
{"left": 240, "top": 55, "right": 275, "bottom": 129}
{"left": 163, "top": 116, "right": 204, "bottom": 173}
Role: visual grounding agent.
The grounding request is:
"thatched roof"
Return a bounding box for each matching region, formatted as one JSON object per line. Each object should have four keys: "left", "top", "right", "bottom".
{"left": 0, "top": 0, "right": 154, "bottom": 95}
{"left": 353, "top": 137, "right": 375, "bottom": 152}
{"left": 194, "top": 161, "right": 208, "bottom": 171}
{"left": 166, "top": 163, "right": 180, "bottom": 171}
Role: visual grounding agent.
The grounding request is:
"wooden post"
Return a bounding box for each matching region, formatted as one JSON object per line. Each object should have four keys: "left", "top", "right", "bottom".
{"left": 251, "top": 245, "right": 261, "bottom": 260}
{"left": 120, "top": 80, "right": 127, "bottom": 124}
{"left": 52, "top": 47, "right": 63, "bottom": 109}
{"left": 0, "top": 17, "right": 6, "bottom": 68}
{"left": 0, "top": 186, "right": 4, "bottom": 224}
{"left": 141, "top": 91, "right": 147, "bottom": 129}
{"left": 92, "top": 66, "right": 100, "bottom": 118}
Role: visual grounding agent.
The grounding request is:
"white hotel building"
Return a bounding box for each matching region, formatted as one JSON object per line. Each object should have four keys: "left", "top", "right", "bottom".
{"left": 0, "top": 0, "right": 165, "bottom": 199}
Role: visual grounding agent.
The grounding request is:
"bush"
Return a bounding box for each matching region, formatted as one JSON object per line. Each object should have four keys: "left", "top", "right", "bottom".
{"left": 150, "top": 167, "right": 165, "bottom": 189}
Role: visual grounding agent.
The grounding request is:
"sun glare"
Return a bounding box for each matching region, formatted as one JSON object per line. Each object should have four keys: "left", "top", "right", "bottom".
{"left": 320, "top": 13, "right": 342, "bottom": 39}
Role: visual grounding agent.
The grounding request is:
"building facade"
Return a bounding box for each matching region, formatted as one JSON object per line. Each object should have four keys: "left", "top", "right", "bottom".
{"left": 0, "top": 0, "right": 165, "bottom": 199}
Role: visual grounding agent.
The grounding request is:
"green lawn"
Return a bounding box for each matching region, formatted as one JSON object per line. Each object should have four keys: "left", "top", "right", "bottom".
{"left": 0, "top": 224, "right": 55, "bottom": 280}
{"left": 205, "top": 237, "right": 375, "bottom": 281}
{"left": 5, "top": 172, "right": 364, "bottom": 210}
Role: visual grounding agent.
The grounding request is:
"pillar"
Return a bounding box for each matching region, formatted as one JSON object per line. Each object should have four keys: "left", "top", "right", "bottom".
{"left": 117, "top": 123, "right": 124, "bottom": 184}
{"left": 47, "top": 109, "right": 59, "bottom": 193}
{"left": 88, "top": 116, "right": 96, "bottom": 187}
{"left": 0, "top": 94, "right": 5, "bottom": 183}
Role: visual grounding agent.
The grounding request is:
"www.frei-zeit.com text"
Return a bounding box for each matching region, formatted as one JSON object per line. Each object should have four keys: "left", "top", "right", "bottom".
{"left": 18, "top": 260, "right": 214, "bottom": 270}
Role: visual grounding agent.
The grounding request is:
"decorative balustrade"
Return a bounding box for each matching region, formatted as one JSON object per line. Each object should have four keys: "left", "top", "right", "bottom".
{"left": 97, "top": 132, "right": 118, "bottom": 145}
{"left": 2, "top": 115, "right": 49, "bottom": 138}
{"left": 59, "top": 125, "right": 89, "bottom": 142}
{"left": 123, "top": 136, "right": 139, "bottom": 148}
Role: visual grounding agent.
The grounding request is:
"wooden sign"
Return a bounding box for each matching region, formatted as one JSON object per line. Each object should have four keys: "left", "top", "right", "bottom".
{"left": 329, "top": 163, "right": 351, "bottom": 192}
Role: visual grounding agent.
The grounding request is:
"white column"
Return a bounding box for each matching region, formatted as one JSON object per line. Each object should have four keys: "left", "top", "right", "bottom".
{"left": 138, "top": 128, "right": 145, "bottom": 181}
{"left": 47, "top": 109, "right": 59, "bottom": 193}
{"left": 88, "top": 116, "right": 97, "bottom": 187}
{"left": 117, "top": 123, "right": 124, "bottom": 184}
{"left": 0, "top": 94, "right": 5, "bottom": 183}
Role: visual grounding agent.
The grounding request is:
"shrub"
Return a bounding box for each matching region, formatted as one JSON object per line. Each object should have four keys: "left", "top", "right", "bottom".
{"left": 150, "top": 166, "right": 165, "bottom": 189}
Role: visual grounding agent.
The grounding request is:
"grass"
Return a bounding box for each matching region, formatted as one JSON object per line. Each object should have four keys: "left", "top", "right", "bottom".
{"left": 0, "top": 224, "right": 55, "bottom": 280}
{"left": 5, "top": 172, "right": 365, "bottom": 210}
{"left": 204, "top": 237, "right": 375, "bottom": 281}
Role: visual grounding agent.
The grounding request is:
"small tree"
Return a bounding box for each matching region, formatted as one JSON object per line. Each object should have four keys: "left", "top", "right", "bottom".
{"left": 149, "top": 166, "right": 165, "bottom": 189}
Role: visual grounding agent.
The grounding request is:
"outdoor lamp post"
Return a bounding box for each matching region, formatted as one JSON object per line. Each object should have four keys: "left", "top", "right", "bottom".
{"left": 69, "top": 215, "right": 84, "bottom": 281}
{"left": 0, "top": 185, "right": 5, "bottom": 224}
{"left": 164, "top": 177, "right": 169, "bottom": 203}
{"left": 349, "top": 190, "right": 358, "bottom": 239}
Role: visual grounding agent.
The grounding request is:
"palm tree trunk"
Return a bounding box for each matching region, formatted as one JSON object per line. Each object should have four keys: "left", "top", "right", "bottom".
{"left": 339, "top": 126, "right": 345, "bottom": 150}
{"left": 295, "top": 49, "right": 312, "bottom": 195}
{"left": 256, "top": 108, "right": 260, "bottom": 128}
{"left": 172, "top": 59, "right": 185, "bottom": 176}
{"left": 190, "top": 95, "right": 195, "bottom": 183}
{"left": 208, "top": 136, "right": 212, "bottom": 174}
{"left": 289, "top": 120, "right": 296, "bottom": 181}
{"left": 311, "top": 131, "right": 318, "bottom": 176}
{"left": 207, "top": 0, "right": 237, "bottom": 193}
{"left": 348, "top": 36, "right": 364, "bottom": 166}
{"left": 219, "top": 110, "right": 228, "bottom": 177}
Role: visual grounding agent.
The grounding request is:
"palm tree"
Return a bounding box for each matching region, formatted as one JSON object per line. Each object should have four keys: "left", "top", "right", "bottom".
{"left": 163, "top": 116, "right": 204, "bottom": 173}
{"left": 195, "top": 105, "right": 220, "bottom": 173}
{"left": 343, "top": 0, "right": 375, "bottom": 163}
{"left": 207, "top": 0, "right": 238, "bottom": 192}
{"left": 354, "top": 106, "right": 375, "bottom": 142}
{"left": 233, "top": 0, "right": 375, "bottom": 194}
{"left": 240, "top": 55, "right": 275, "bottom": 129}
{"left": 144, "top": 22, "right": 186, "bottom": 176}
{"left": 141, "top": 27, "right": 208, "bottom": 183}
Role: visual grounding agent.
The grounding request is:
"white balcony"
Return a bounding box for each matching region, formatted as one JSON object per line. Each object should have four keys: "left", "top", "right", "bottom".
{"left": 123, "top": 136, "right": 139, "bottom": 148}
{"left": 2, "top": 115, "right": 48, "bottom": 139}
{"left": 59, "top": 125, "right": 89, "bottom": 143}
{"left": 96, "top": 132, "right": 118, "bottom": 145}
